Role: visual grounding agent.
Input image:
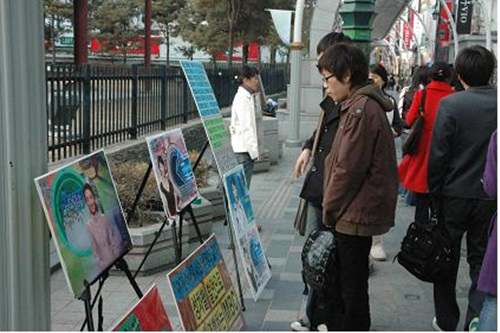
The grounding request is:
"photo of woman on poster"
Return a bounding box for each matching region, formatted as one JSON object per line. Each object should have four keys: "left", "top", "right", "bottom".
{"left": 83, "top": 183, "right": 120, "bottom": 271}
{"left": 157, "top": 154, "right": 180, "bottom": 218}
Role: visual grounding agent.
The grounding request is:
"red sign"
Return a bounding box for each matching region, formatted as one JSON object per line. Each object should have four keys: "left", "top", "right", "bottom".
{"left": 112, "top": 285, "right": 173, "bottom": 331}
{"left": 437, "top": 0, "right": 452, "bottom": 47}
{"left": 91, "top": 36, "right": 161, "bottom": 55}
{"left": 216, "top": 41, "right": 259, "bottom": 61}
{"left": 402, "top": 11, "right": 413, "bottom": 49}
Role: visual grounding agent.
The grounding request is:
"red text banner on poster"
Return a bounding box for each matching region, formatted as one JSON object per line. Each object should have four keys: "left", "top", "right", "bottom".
{"left": 167, "top": 235, "right": 245, "bottom": 331}
{"left": 111, "top": 284, "right": 173, "bottom": 331}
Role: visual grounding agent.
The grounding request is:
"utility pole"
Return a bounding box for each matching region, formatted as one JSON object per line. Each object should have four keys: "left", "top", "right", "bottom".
{"left": 74, "top": 0, "right": 89, "bottom": 65}
{"left": 145, "top": 0, "right": 152, "bottom": 69}
{"left": 0, "top": 0, "right": 50, "bottom": 329}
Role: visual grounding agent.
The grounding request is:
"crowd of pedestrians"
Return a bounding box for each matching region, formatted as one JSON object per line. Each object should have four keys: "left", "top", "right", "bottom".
{"left": 288, "top": 33, "right": 497, "bottom": 331}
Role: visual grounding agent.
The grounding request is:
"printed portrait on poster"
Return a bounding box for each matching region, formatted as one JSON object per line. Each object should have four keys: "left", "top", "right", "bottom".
{"left": 112, "top": 284, "right": 173, "bottom": 331}
{"left": 34, "top": 150, "right": 132, "bottom": 298}
{"left": 223, "top": 165, "right": 271, "bottom": 301}
{"left": 147, "top": 129, "right": 199, "bottom": 224}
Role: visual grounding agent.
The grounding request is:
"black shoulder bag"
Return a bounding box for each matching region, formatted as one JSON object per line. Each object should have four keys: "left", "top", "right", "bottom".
{"left": 402, "top": 89, "right": 426, "bottom": 156}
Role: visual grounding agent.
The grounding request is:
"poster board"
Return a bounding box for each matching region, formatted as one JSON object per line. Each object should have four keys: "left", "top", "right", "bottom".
{"left": 111, "top": 284, "right": 173, "bottom": 331}
{"left": 146, "top": 129, "right": 199, "bottom": 224}
{"left": 34, "top": 150, "right": 132, "bottom": 298}
{"left": 223, "top": 165, "right": 271, "bottom": 300}
{"left": 167, "top": 235, "right": 245, "bottom": 331}
{"left": 180, "top": 61, "right": 238, "bottom": 176}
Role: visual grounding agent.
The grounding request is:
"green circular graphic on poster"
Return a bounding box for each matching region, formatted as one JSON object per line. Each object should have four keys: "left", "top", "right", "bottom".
{"left": 51, "top": 169, "right": 93, "bottom": 257}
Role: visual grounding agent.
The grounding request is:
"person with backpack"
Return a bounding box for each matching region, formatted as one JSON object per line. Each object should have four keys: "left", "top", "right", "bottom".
{"left": 428, "top": 45, "right": 497, "bottom": 331}
{"left": 398, "top": 63, "right": 455, "bottom": 225}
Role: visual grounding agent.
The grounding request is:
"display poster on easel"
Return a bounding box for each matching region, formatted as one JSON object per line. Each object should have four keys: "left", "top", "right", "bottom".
{"left": 167, "top": 235, "right": 245, "bottom": 331}
{"left": 146, "top": 129, "right": 199, "bottom": 225}
{"left": 34, "top": 150, "right": 132, "bottom": 298}
{"left": 180, "top": 61, "right": 238, "bottom": 176}
{"left": 223, "top": 165, "right": 271, "bottom": 301}
{"left": 111, "top": 284, "right": 173, "bottom": 331}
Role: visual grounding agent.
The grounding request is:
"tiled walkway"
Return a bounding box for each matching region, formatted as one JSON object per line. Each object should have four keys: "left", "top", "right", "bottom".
{"left": 51, "top": 142, "right": 470, "bottom": 331}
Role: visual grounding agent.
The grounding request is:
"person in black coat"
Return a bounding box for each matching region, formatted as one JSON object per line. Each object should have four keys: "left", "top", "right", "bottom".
{"left": 428, "top": 45, "right": 497, "bottom": 331}
{"left": 291, "top": 32, "right": 350, "bottom": 332}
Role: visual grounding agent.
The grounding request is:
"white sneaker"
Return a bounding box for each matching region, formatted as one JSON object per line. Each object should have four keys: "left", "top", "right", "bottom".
{"left": 317, "top": 324, "right": 328, "bottom": 331}
{"left": 291, "top": 319, "right": 310, "bottom": 332}
{"left": 370, "top": 243, "right": 387, "bottom": 261}
{"left": 432, "top": 317, "right": 443, "bottom": 331}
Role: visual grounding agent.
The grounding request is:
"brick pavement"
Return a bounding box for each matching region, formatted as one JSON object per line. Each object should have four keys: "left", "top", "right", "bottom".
{"left": 50, "top": 138, "right": 470, "bottom": 331}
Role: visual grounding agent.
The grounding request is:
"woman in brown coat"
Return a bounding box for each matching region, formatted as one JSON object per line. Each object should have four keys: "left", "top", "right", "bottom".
{"left": 318, "top": 43, "right": 398, "bottom": 330}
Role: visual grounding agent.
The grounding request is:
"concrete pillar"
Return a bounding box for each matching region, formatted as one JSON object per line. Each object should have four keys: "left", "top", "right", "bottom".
{"left": 286, "top": 0, "right": 306, "bottom": 147}
{"left": 0, "top": 0, "right": 50, "bottom": 330}
{"left": 339, "top": 0, "right": 376, "bottom": 57}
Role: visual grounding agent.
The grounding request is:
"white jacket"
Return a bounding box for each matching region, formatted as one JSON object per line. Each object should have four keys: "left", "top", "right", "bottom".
{"left": 230, "top": 86, "right": 259, "bottom": 160}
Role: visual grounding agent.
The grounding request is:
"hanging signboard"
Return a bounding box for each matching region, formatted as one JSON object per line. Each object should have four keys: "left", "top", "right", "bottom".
{"left": 112, "top": 284, "right": 173, "bottom": 331}
{"left": 167, "top": 235, "right": 245, "bottom": 331}
{"left": 456, "top": 0, "right": 473, "bottom": 34}
{"left": 180, "top": 61, "right": 238, "bottom": 176}
{"left": 223, "top": 165, "right": 271, "bottom": 300}
{"left": 35, "top": 150, "right": 132, "bottom": 298}
{"left": 146, "top": 129, "right": 199, "bottom": 224}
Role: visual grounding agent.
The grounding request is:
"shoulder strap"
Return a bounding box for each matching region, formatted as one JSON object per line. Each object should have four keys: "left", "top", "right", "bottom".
{"left": 418, "top": 89, "right": 427, "bottom": 115}
{"left": 310, "top": 110, "right": 325, "bottom": 159}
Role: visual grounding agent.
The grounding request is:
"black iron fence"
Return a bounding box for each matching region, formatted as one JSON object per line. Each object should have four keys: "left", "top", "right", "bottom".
{"left": 46, "top": 63, "right": 288, "bottom": 162}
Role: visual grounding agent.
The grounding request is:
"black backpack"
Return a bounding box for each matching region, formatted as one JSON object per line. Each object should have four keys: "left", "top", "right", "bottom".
{"left": 301, "top": 227, "right": 337, "bottom": 291}
{"left": 396, "top": 213, "right": 453, "bottom": 283}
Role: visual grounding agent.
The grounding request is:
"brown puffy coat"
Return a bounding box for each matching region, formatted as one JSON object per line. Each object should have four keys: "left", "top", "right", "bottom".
{"left": 322, "top": 82, "right": 398, "bottom": 236}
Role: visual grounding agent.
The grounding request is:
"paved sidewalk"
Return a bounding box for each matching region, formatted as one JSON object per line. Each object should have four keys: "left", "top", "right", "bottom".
{"left": 51, "top": 141, "right": 470, "bottom": 331}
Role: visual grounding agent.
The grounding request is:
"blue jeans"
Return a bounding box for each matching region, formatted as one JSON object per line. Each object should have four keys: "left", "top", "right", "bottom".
{"left": 235, "top": 153, "right": 255, "bottom": 188}
{"left": 478, "top": 295, "right": 497, "bottom": 331}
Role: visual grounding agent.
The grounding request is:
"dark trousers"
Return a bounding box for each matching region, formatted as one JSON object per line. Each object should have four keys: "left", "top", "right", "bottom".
{"left": 414, "top": 192, "right": 431, "bottom": 223}
{"left": 235, "top": 152, "right": 255, "bottom": 188}
{"left": 333, "top": 232, "right": 372, "bottom": 331}
{"left": 433, "top": 197, "right": 496, "bottom": 331}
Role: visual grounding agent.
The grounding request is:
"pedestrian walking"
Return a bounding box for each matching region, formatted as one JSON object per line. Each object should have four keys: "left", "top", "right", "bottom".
{"left": 428, "top": 45, "right": 497, "bottom": 331}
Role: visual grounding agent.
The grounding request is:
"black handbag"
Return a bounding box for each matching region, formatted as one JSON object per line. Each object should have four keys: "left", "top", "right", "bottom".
{"left": 396, "top": 209, "right": 453, "bottom": 283}
{"left": 301, "top": 227, "right": 337, "bottom": 291}
{"left": 402, "top": 89, "right": 426, "bottom": 156}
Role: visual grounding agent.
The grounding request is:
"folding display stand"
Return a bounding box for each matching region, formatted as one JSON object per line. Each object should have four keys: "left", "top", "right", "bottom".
{"left": 126, "top": 160, "right": 205, "bottom": 278}
{"left": 79, "top": 258, "right": 143, "bottom": 331}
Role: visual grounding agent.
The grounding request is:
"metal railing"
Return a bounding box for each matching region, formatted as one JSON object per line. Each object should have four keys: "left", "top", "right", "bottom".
{"left": 46, "top": 63, "right": 288, "bottom": 162}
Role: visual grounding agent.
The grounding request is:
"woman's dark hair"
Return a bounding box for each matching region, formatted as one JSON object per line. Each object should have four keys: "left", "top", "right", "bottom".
{"left": 455, "top": 45, "right": 496, "bottom": 87}
{"left": 83, "top": 183, "right": 99, "bottom": 213}
{"left": 410, "top": 65, "right": 429, "bottom": 88}
{"left": 369, "top": 64, "right": 389, "bottom": 89}
{"left": 430, "top": 62, "right": 452, "bottom": 82}
{"left": 235, "top": 65, "right": 259, "bottom": 85}
{"left": 317, "top": 43, "right": 368, "bottom": 88}
{"left": 316, "top": 32, "right": 351, "bottom": 56}
{"left": 157, "top": 155, "right": 164, "bottom": 168}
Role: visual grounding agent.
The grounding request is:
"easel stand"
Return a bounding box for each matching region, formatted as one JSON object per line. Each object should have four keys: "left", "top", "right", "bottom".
{"left": 79, "top": 258, "right": 143, "bottom": 331}
{"left": 127, "top": 144, "right": 208, "bottom": 276}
